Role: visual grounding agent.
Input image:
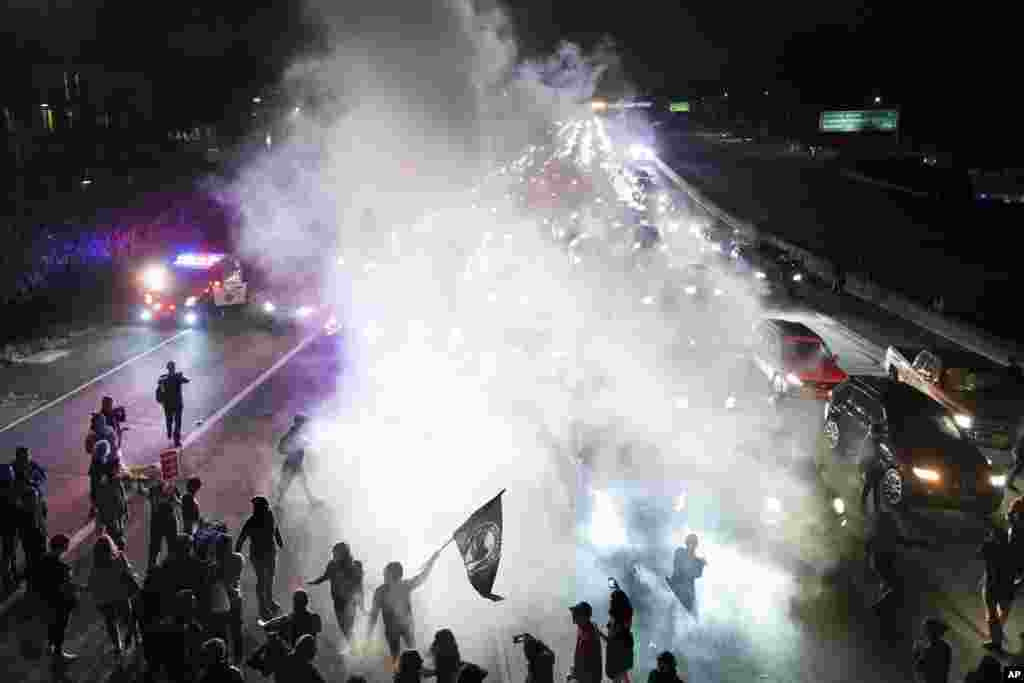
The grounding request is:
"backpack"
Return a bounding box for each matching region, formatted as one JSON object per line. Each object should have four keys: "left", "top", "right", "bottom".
{"left": 156, "top": 377, "right": 167, "bottom": 404}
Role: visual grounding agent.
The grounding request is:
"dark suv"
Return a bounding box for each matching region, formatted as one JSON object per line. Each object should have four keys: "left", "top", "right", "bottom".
{"left": 818, "top": 376, "right": 1003, "bottom": 519}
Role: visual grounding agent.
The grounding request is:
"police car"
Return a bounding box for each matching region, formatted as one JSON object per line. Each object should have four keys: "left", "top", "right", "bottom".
{"left": 137, "top": 252, "right": 248, "bottom": 326}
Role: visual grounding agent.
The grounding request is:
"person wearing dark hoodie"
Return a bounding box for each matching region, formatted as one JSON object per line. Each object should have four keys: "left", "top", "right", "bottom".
{"left": 307, "top": 541, "right": 364, "bottom": 650}
{"left": 236, "top": 496, "right": 284, "bottom": 619}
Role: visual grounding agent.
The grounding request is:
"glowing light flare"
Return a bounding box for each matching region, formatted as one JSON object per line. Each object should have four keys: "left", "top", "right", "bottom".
{"left": 590, "top": 490, "right": 628, "bottom": 548}
{"left": 142, "top": 265, "right": 168, "bottom": 291}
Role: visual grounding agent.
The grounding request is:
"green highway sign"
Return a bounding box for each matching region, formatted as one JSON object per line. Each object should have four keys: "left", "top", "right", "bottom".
{"left": 819, "top": 109, "right": 899, "bottom": 133}
{"left": 669, "top": 101, "right": 690, "bottom": 112}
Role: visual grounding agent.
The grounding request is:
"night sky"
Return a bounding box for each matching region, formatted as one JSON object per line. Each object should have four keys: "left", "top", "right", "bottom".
{"left": 1, "top": 1, "right": 1012, "bottom": 132}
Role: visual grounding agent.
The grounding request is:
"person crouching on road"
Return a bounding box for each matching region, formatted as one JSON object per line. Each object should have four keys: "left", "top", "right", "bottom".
{"left": 158, "top": 361, "right": 190, "bottom": 448}
{"left": 236, "top": 496, "right": 284, "bottom": 620}
{"left": 979, "top": 496, "right": 1024, "bottom": 653}
{"left": 568, "top": 601, "right": 602, "bottom": 683}
{"left": 912, "top": 617, "right": 951, "bottom": 683}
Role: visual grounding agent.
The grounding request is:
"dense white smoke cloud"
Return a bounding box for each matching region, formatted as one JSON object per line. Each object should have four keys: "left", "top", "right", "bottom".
{"left": 221, "top": 1, "right": 844, "bottom": 681}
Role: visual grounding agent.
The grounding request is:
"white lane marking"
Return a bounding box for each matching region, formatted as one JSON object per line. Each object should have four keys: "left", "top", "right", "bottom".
{"left": 15, "top": 350, "right": 72, "bottom": 364}
{"left": 0, "top": 330, "right": 191, "bottom": 434}
{"left": 180, "top": 331, "right": 320, "bottom": 449}
{"left": 64, "top": 331, "right": 321, "bottom": 560}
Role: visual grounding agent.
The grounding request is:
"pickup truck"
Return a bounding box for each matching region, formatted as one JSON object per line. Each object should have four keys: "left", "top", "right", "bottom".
{"left": 884, "top": 345, "right": 1024, "bottom": 451}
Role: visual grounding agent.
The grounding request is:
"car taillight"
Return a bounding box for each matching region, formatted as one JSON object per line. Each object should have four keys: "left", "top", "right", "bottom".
{"left": 169, "top": 304, "right": 176, "bottom": 310}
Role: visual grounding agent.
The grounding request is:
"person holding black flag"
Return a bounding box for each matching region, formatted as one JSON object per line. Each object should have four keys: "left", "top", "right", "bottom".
{"left": 366, "top": 550, "right": 442, "bottom": 669}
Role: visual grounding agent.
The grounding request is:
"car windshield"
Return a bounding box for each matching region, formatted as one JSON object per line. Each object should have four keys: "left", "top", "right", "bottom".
{"left": 783, "top": 339, "right": 830, "bottom": 365}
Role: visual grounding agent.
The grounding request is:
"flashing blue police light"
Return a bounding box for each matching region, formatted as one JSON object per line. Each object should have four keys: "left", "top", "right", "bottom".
{"left": 174, "top": 253, "right": 225, "bottom": 269}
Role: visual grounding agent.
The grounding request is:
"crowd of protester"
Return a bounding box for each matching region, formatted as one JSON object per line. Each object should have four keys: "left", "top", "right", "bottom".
{"left": 3, "top": 394, "right": 1024, "bottom": 683}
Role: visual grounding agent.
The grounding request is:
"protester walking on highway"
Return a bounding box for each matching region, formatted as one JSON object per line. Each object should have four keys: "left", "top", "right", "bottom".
{"left": 979, "top": 496, "right": 1024, "bottom": 652}
{"left": 604, "top": 587, "right": 635, "bottom": 683}
{"left": 182, "top": 476, "right": 203, "bottom": 535}
{"left": 99, "top": 395, "right": 125, "bottom": 450}
{"left": 12, "top": 447, "right": 48, "bottom": 589}
{"left": 157, "top": 360, "right": 190, "bottom": 447}
{"left": 148, "top": 480, "right": 182, "bottom": 571}
{"left": 236, "top": 496, "right": 284, "bottom": 619}
{"left": 912, "top": 617, "right": 952, "bottom": 683}
{"left": 89, "top": 533, "right": 141, "bottom": 657}
{"left": 647, "top": 651, "right": 685, "bottom": 683}
{"left": 308, "top": 541, "right": 364, "bottom": 652}
{"left": 34, "top": 533, "right": 79, "bottom": 667}
{"left": 667, "top": 534, "right": 705, "bottom": 616}
{"left": 275, "top": 414, "right": 319, "bottom": 507}
{"left": 569, "top": 601, "right": 602, "bottom": 683}
{"left": 89, "top": 440, "right": 129, "bottom": 550}
{"left": 366, "top": 550, "right": 443, "bottom": 670}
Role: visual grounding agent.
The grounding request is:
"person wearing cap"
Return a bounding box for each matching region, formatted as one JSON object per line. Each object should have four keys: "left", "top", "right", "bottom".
{"left": 667, "top": 534, "right": 705, "bottom": 615}
{"left": 236, "top": 496, "right": 284, "bottom": 619}
{"left": 912, "top": 617, "right": 951, "bottom": 683}
{"left": 569, "top": 601, "right": 601, "bottom": 683}
{"left": 979, "top": 496, "right": 1024, "bottom": 652}
{"left": 158, "top": 361, "right": 190, "bottom": 447}
{"left": 648, "top": 651, "right": 685, "bottom": 683}
{"left": 275, "top": 414, "right": 319, "bottom": 507}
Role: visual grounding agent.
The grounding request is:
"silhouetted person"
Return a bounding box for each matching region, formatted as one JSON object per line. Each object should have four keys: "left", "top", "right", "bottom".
{"left": 395, "top": 650, "right": 426, "bottom": 683}
{"left": 868, "top": 503, "right": 930, "bottom": 614}
{"left": 366, "top": 550, "right": 442, "bottom": 669}
{"left": 308, "top": 541, "right": 364, "bottom": 650}
{"left": 89, "top": 440, "right": 128, "bottom": 550}
{"left": 236, "top": 496, "right": 284, "bottom": 619}
{"left": 260, "top": 589, "right": 323, "bottom": 649}
{"left": 604, "top": 589, "right": 635, "bottom": 683}
{"left": 182, "top": 477, "right": 203, "bottom": 535}
{"left": 99, "top": 395, "right": 124, "bottom": 450}
{"left": 89, "top": 533, "right": 140, "bottom": 657}
{"left": 647, "top": 652, "right": 685, "bottom": 683}
{"left": 569, "top": 601, "right": 602, "bottom": 683}
{"left": 980, "top": 496, "right": 1024, "bottom": 652}
{"left": 964, "top": 654, "right": 1002, "bottom": 683}
{"left": 275, "top": 414, "right": 318, "bottom": 506}
{"left": 197, "top": 637, "right": 245, "bottom": 683}
{"left": 279, "top": 633, "right": 325, "bottom": 683}
{"left": 159, "top": 361, "right": 190, "bottom": 447}
{"left": 667, "top": 534, "right": 705, "bottom": 615}
{"left": 429, "top": 628, "right": 481, "bottom": 683}
{"left": 149, "top": 481, "right": 182, "bottom": 571}
{"left": 1, "top": 463, "right": 18, "bottom": 591}
{"left": 35, "top": 534, "right": 79, "bottom": 667}
{"left": 912, "top": 617, "right": 951, "bottom": 683}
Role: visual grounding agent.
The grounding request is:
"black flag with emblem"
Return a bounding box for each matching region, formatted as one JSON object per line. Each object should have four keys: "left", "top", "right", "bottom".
{"left": 453, "top": 489, "right": 505, "bottom": 601}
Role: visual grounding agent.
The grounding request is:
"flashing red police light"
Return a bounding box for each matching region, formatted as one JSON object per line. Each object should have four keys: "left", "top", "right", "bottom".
{"left": 174, "top": 253, "right": 225, "bottom": 269}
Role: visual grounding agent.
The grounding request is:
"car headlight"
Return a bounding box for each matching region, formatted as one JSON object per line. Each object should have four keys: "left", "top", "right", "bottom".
{"left": 755, "top": 271, "right": 767, "bottom": 280}
{"left": 913, "top": 467, "right": 941, "bottom": 483}
{"left": 263, "top": 301, "right": 276, "bottom": 314}
{"left": 991, "top": 474, "right": 1007, "bottom": 487}
{"left": 954, "top": 414, "right": 973, "bottom": 430}
{"left": 185, "top": 296, "right": 198, "bottom": 308}
{"left": 684, "top": 286, "right": 697, "bottom": 295}
{"left": 184, "top": 312, "right": 198, "bottom": 326}
{"left": 142, "top": 265, "right": 168, "bottom": 292}
{"left": 785, "top": 372, "right": 803, "bottom": 386}
{"left": 792, "top": 273, "right": 803, "bottom": 282}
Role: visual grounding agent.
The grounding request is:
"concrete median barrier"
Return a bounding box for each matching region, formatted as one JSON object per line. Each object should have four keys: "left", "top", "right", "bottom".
{"left": 655, "top": 156, "right": 1024, "bottom": 367}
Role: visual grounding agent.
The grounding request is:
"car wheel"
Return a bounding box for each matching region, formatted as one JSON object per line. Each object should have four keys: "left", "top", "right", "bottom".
{"left": 878, "top": 467, "right": 904, "bottom": 508}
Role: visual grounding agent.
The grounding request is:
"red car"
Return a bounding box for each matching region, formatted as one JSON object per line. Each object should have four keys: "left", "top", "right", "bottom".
{"left": 752, "top": 319, "right": 848, "bottom": 399}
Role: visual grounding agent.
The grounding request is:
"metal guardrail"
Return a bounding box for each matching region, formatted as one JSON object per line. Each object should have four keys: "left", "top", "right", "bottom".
{"left": 653, "top": 156, "right": 1024, "bottom": 367}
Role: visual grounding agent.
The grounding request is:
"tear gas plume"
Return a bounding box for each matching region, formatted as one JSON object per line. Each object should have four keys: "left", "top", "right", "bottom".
{"left": 221, "top": 1, "right": 843, "bottom": 679}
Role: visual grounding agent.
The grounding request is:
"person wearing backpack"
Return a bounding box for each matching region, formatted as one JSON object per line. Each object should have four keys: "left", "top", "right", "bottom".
{"left": 157, "top": 361, "right": 190, "bottom": 448}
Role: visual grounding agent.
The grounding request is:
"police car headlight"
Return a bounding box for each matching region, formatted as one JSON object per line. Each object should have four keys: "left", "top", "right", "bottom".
{"left": 954, "top": 414, "right": 973, "bottom": 430}
{"left": 991, "top": 475, "right": 1007, "bottom": 487}
{"left": 142, "top": 265, "right": 168, "bottom": 291}
{"left": 913, "top": 467, "right": 941, "bottom": 483}
{"left": 185, "top": 296, "right": 198, "bottom": 308}
{"left": 184, "top": 312, "right": 198, "bottom": 326}
{"left": 263, "top": 301, "right": 276, "bottom": 314}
